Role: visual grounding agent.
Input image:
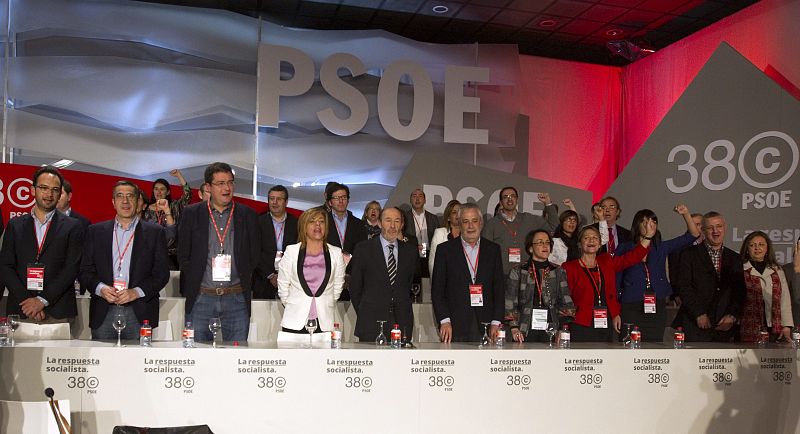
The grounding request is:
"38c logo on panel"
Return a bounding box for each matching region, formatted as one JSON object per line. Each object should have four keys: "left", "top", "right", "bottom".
{"left": 666, "top": 131, "right": 797, "bottom": 209}
{"left": 0, "top": 177, "right": 35, "bottom": 209}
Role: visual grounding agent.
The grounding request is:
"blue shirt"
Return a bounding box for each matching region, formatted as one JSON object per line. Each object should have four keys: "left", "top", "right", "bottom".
{"left": 271, "top": 214, "right": 286, "bottom": 251}
{"left": 32, "top": 209, "right": 56, "bottom": 306}
{"left": 331, "top": 212, "right": 348, "bottom": 246}
{"left": 460, "top": 237, "right": 481, "bottom": 284}
{"left": 616, "top": 232, "right": 697, "bottom": 302}
{"left": 95, "top": 218, "right": 145, "bottom": 298}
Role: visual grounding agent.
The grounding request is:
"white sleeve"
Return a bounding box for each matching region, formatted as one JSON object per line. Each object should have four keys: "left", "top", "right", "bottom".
{"left": 549, "top": 238, "right": 568, "bottom": 266}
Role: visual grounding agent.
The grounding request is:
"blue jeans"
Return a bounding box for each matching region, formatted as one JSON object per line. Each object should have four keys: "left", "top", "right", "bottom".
{"left": 190, "top": 293, "right": 249, "bottom": 342}
{"left": 92, "top": 305, "right": 141, "bottom": 341}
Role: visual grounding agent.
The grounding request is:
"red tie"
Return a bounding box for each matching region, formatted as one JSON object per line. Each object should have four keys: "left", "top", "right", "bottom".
{"left": 608, "top": 227, "right": 616, "bottom": 254}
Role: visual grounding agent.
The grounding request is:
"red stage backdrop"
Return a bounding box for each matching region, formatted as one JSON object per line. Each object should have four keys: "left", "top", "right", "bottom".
{"left": 0, "top": 163, "right": 294, "bottom": 225}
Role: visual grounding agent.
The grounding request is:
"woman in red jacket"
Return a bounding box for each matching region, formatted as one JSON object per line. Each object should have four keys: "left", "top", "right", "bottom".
{"left": 562, "top": 219, "right": 656, "bottom": 342}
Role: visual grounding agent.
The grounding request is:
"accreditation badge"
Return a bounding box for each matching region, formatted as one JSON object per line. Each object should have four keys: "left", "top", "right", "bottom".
{"left": 469, "top": 284, "right": 484, "bottom": 307}
{"left": 593, "top": 307, "right": 608, "bottom": 329}
{"left": 113, "top": 277, "right": 128, "bottom": 292}
{"left": 508, "top": 248, "right": 521, "bottom": 263}
{"left": 26, "top": 263, "right": 45, "bottom": 291}
{"left": 531, "top": 308, "right": 549, "bottom": 330}
{"left": 212, "top": 254, "right": 232, "bottom": 281}
{"left": 643, "top": 292, "right": 657, "bottom": 314}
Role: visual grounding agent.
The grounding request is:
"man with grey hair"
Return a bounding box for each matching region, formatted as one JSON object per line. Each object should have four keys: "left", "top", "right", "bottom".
{"left": 482, "top": 186, "right": 559, "bottom": 276}
{"left": 431, "top": 202, "right": 505, "bottom": 342}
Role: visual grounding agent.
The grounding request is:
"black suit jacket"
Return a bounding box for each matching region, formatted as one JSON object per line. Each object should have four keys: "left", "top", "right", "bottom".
{"left": 673, "top": 244, "right": 746, "bottom": 328}
{"left": 403, "top": 209, "right": 439, "bottom": 245}
{"left": 431, "top": 237, "right": 505, "bottom": 341}
{"left": 80, "top": 220, "right": 170, "bottom": 329}
{"left": 349, "top": 237, "right": 418, "bottom": 341}
{"left": 68, "top": 210, "right": 92, "bottom": 230}
{"left": 253, "top": 212, "right": 298, "bottom": 299}
{"left": 177, "top": 201, "right": 261, "bottom": 315}
{"left": 590, "top": 222, "right": 632, "bottom": 254}
{"left": 326, "top": 210, "right": 367, "bottom": 255}
{"left": 0, "top": 211, "right": 84, "bottom": 319}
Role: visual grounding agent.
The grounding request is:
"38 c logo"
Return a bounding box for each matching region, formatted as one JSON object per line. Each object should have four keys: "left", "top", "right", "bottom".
{"left": 666, "top": 131, "right": 798, "bottom": 206}
{"left": 0, "top": 178, "right": 35, "bottom": 209}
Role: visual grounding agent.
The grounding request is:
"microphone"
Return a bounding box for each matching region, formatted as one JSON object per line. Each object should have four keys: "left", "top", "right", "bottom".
{"left": 44, "top": 387, "right": 71, "bottom": 434}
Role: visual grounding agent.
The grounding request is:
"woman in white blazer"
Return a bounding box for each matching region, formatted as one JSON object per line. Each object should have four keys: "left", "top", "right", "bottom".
{"left": 277, "top": 206, "right": 345, "bottom": 345}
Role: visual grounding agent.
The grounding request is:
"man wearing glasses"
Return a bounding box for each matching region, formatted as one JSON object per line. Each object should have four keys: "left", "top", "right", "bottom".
{"left": 79, "top": 181, "right": 169, "bottom": 340}
{"left": 0, "top": 166, "right": 84, "bottom": 324}
{"left": 324, "top": 182, "right": 367, "bottom": 300}
{"left": 591, "top": 196, "right": 632, "bottom": 256}
{"left": 482, "top": 186, "right": 559, "bottom": 276}
{"left": 178, "top": 162, "right": 261, "bottom": 342}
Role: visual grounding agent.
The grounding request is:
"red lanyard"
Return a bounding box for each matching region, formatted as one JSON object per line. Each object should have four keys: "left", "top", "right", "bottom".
{"left": 207, "top": 200, "right": 235, "bottom": 252}
{"left": 529, "top": 265, "right": 549, "bottom": 305}
{"left": 463, "top": 243, "right": 480, "bottom": 283}
{"left": 333, "top": 214, "right": 347, "bottom": 247}
{"left": 500, "top": 218, "right": 520, "bottom": 239}
{"left": 33, "top": 215, "right": 53, "bottom": 263}
{"left": 412, "top": 211, "right": 426, "bottom": 233}
{"left": 114, "top": 222, "right": 136, "bottom": 274}
{"left": 274, "top": 218, "right": 285, "bottom": 248}
{"left": 579, "top": 258, "right": 603, "bottom": 304}
{"left": 643, "top": 263, "right": 652, "bottom": 291}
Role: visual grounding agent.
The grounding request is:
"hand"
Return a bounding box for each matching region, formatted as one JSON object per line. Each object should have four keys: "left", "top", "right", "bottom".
{"left": 558, "top": 308, "right": 576, "bottom": 318}
{"left": 612, "top": 315, "right": 621, "bottom": 333}
{"left": 268, "top": 274, "right": 278, "bottom": 288}
{"left": 488, "top": 324, "right": 499, "bottom": 342}
{"left": 672, "top": 296, "right": 682, "bottom": 308}
{"left": 34, "top": 311, "right": 46, "bottom": 322}
{"left": 697, "top": 314, "right": 711, "bottom": 329}
{"left": 439, "top": 323, "right": 452, "bottom": 343}
{"left": 781, "top": 326, "right": 792, "bottom": 342}
{"left": 20, "top": 297, "right": 45, "bottom": 318}
{"left": 537, "top": 192, "right": 552, "bottom": 205}
{"left": 674, "top": 204, "right": 689, "bottom": 215}
{"left": 562, "top": 198, "right": 575, "bottom": 211}
{"left": 100, "top": 285, "right": 118, "bottom": 304}
{"left": 715, "top": 315, "right": 735, "bottom": 331}
{"left": 115, "top": 289, "right": 140, "bottom": 305}
{"left": 156, "top": 199, "right": 169, "bottom": 213}
{"left": 169, "top": 169, "right": 181, "bottom": 177}
{"left": 511, "top": 327, "right": 525, "bottom": 343}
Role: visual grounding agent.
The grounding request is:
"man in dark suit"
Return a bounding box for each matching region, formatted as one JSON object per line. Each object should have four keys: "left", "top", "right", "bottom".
{"left": 403, "top": 188, "right": 439, "bottom": 278}
{"left": 0, "top": 166, "right": 84, "bottom": 322}
{"left": 350, "top": 207, "right": 418, "bottom": 342}
{"left": 672, "top": 211, "right": 745, "bottom": 342}
{"left": 80, "top": 181, "right": 170, "bottom": 339}
{"left": 254, "top": 185, "right": 298, "bottom": 299}
{"left": 668, "top": 213, "right": 704, "bottom": 304}
{"left": 431, "top": 202, "right": 504, "bottom": 342}
{"left": 177, "top": 162, "right": 261, "bottom": 342}
{"left": 591, "top": 196, "right": 632, "bottom": 255}
{"left": 56, "top": 179, "right": 91, "bottom": 229}
{"left": 324, "top": 182, "right": 366, "bottom": 301}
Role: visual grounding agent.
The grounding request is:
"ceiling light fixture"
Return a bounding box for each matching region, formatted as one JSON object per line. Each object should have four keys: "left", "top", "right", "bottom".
{"left": 49, "top": 159, "right": 74, "bottom": 169}
{"left": 538, "top": 19, "right": 557, "bottom": 28}
{"left": 432, "top": 5, "right": 449, "bottom": 14}
{"left": 605, "top": 28, "right": 624, "bottom": 37}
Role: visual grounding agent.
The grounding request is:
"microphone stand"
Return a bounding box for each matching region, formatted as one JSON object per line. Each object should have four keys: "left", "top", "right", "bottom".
{"left": 44, "top": 388, "right": 72, "bottom": 434}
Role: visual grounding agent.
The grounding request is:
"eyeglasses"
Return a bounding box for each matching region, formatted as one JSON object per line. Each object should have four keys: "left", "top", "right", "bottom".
{"left": 502, "top": 194, "right": 518, "bottom": 200}
{"left": 601, "top": 204, "right": 617, "bottom": 210}
{"left": 114, "top": 193, "right": 137, "bottom": 201}
{"left": 531, "top": 241, "right": 549, "bottom": 246}
{"left": 35, "top": 185, "right": 61, "bottom": 194}
{"left": 330, "top": 195, "right": 348, "bottom": 202}
{"left": 211, "top": 180, "right": 235, "bottom": 188}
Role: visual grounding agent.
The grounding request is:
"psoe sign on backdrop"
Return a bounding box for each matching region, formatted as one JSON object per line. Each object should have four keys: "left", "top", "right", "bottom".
{"left": 258, "top": 44, "right": 490, "bottom": 144}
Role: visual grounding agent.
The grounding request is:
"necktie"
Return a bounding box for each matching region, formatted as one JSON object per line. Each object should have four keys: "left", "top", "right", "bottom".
{"left": 387, "top": 244, "right": 397, "bottom": 286}
{"left": 608, "top": 227, "right": 616, "bottom": 254}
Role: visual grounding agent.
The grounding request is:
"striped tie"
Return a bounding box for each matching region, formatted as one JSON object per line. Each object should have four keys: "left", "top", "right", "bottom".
{"left": 387, "top": 244, "right": 397, "bottom": 286}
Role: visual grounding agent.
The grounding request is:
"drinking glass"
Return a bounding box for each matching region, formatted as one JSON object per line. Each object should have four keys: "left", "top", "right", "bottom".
{"left": 545, "top": 322, "right": 557, "bottom": 348}
{"left": 305, "top": 318, "right": 318, "bottom": 348}
{"left": 8, "top": 314, "right": 20, "bottom": 346}
{"left": 112, "top": 308, "right": 126, "bottom": 347}
{"left": 375, "top": 320, "right": 387, "bottom": 346}
{"left": 479, "top": 322, "right": 491, "bottom": 347}
{"left": 622, "top": 323, "right": 633, "bottom": 349}
{"left": 209, "top": 317, "right": 222, "bottom": 348}
{"left": 411, "top": 284, "right": 422, "bottom": 303}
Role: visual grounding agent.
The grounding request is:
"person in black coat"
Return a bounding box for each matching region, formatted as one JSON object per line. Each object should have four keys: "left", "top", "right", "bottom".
{"left": 672, "top": 212, "right": 745, "bottom": 342}
{"left": 0, "top": 166, "right": 84, "bottom": 322}
{"left": 79, "top": 181, "right": 170, "bottom": 339}
{"left": 350, "top": 207, "right": 418, "bottom": 342}
{"left": 591, "top": 196, "right": 632, "bottom": 255}
{"left": 324, "top": 182, "right": 366, "bottom": 301}
{"left": 431, "top": 203, "right": 505, "bottom": 342}
{"left": 254, "top": 185, "right": 298, "bottom": 299}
